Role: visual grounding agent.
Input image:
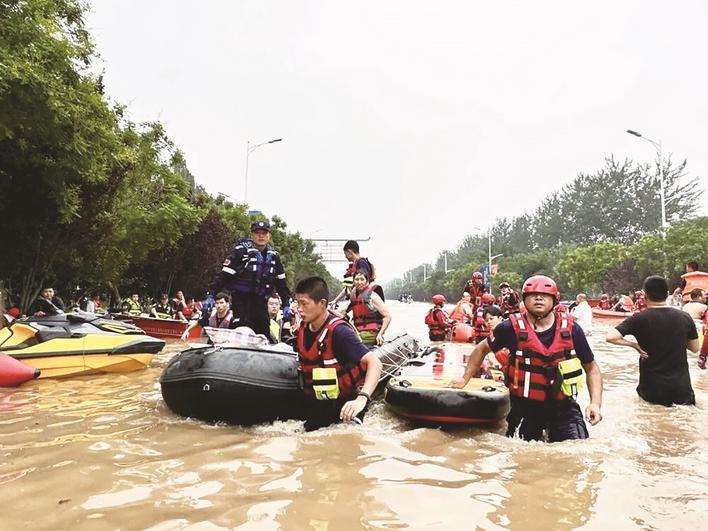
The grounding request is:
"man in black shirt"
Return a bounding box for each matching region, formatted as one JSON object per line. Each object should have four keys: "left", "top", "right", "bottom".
{"left": 28, "top": 286, "right": 65, "bottom": 316}
{"left": 606, "top": 275, "right": 699, "bottom": 406}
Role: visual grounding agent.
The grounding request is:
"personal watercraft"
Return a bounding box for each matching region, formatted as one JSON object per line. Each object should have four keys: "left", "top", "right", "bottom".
{"left": 0, "top": 312, "right": 165, "bottom": 378}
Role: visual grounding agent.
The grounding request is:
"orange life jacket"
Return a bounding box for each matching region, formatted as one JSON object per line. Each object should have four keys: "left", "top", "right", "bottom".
{"left": 449, "top": 300, "right": 473, "bottom": 322}
{"left": 507, "top": 312, "right": 577, "bottom": 402}
{"left": 297, "top": 311, "right": 365, "bottom": 399}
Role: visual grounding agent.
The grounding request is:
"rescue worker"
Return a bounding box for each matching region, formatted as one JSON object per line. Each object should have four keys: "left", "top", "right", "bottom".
{"left": 212, "top": 220, "right": 291, "bottom": 342}
{"left": 181, "top": 292, "right": 235, "bottom": 342}
{"left": 598, "top": 294, "right": 611, "bottom": 311}
{"left": 497, "top": 282, "right": 520, "bottom": 316}
{"left": 121, "top": 293, "right": 143, "bottom": 316}
{"left": 345, "top": 270, "right": 391, "bottom": 346}
{"left": 464, "top": 272, "right": 486, "bottom": 313}
{"left": 331, "top": 240, "right": 377, "bottom": 305}
{"left": 449, "top": 292, "right": 475, "bottom": 324}
{"left": 425, "top": 294, "right": 454, "bottom": 341}
{"left": 474, "top": 293, "right": 498, "bottom": 344}
{"left": 450, "top": 275, "right": 603, "bottom": 442}
{"left": 294, "top": 276, "right": 383, "bottom": 431}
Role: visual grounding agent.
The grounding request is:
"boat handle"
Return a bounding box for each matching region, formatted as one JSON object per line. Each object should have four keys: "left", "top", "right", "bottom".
{"left": 203, "top": 384, "right": 210, "bottom": 392}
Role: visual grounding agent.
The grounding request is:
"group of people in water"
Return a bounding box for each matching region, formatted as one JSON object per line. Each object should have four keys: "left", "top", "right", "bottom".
{"left": 4, "top": 221, "right": 706, "bottom": 441}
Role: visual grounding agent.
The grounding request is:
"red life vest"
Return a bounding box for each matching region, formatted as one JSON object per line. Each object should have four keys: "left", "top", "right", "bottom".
{"left": 347, "top": 257, "right": 376, "bottom": 282}
{"left": 507, "top": 312, "right": 577, "bottom": 402}
{"left": 208, "top": 309, "right": 233, "bottom": 328}
{"left": 474, "top": 305, "right": 490, "bottom": 338}
{"left": 297, "top": 312, "right": 365, "bottom": 399}
{"left": 425, "top": 307, "right": 449, "bottom": 337}
{"left": 349, "top": 285, "right": 383, "bottom": 333}
{"left": 599, "top": 300, "right": 611, "bottom": 310}
{"left": 498, "top": 291, "right": 520, "bottom": 315}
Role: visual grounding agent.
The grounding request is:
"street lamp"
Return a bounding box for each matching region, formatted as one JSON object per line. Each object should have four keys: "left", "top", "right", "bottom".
{"left": 626, "top": 129, "right": 668, "bottom": 231}
{"left": 244, "top": 138, "right": 283, "bottom": 204}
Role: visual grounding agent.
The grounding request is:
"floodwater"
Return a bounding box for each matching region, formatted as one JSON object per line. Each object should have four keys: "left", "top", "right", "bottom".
{"left": 1, "top": 301, "right": 706, "bottom": 530}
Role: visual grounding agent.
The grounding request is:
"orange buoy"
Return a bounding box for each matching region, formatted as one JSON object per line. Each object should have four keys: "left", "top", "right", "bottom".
{"left": 451, "top": 323, "right": 476, "bottom": 343}
{"left": 0, "top": 354, "right": 40, "bottom": 387}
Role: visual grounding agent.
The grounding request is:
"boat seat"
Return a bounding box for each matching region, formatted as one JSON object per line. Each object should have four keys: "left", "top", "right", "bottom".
{"left": 36, "top": 328, "right": 74, "bottom": 343}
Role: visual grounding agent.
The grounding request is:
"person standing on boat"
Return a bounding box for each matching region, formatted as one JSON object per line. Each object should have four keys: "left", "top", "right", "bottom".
{"left": 181, "top": 292, "right": 234, "bottom": 341}
{"left": 345, "top": 270, "right": 391, "bottom": 346}
{"left": 294, "top": 276, "right": 382, "bottom": 431}
{"left": 606, "top": 275, "right": 699, "bottom": 406}
{"left": 212, "top": 220, "right": 290, "bottom": 342}
{"left": 464, "top": 272, "right": 487, "bottom": 313}
{"left": 450, "top": 275, "right": 603, "bottom": 442}
{"left": 331, "top": 240, "right": 376, "bottom": 306}
{"left": 28, "top": 286, "right": 66, "bottom": 317}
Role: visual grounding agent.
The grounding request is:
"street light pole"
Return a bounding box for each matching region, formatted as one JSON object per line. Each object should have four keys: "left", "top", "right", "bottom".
{"left": 626, "top": 130, "right": 668, "bottom": 232}
{"left": 244, "top": 138, "right": 283, "bottom": 204}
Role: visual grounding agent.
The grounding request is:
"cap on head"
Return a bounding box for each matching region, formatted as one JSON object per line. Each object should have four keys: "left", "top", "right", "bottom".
{"left": 521, "top": 275, "right": 559, "bottom": 300}
{"left": 250, "top": 220, "right": 271, "bottom": 232}
{"left": 498, "top": 282, "right": 510, "bottom": 289}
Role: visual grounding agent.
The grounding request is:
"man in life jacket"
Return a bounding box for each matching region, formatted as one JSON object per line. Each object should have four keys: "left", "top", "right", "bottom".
{"left": 474, "top": 293, "right": 498, "bottom": 343}
{"left": 450, "top": 275, "right": 603, "bottom": 442}
{"left": 331, "top": 240, "right": 377, "bottom": 306}
{"left": 294, "top": 276, "right": 382, "bottom": 431}
{"left": 448, "top": 292, "right": 474, "bottom": 324}
{"left": 212, "top": 220, "right": 291, "bottom": 342}
{"left": 267, "top": 293, "right": 284, "bottom": 343}
{"left": 150, "top": 293, "right": 175, "bottom": 319}
{"left": 598, "top": 294, "right": 611, "bottom": 310}
{"left": 464, "top": 272, "right": 486, "bottom": 312}
{"left": 497, "top": 282, "right": 520, "bottom": 316}
{"left": 345, "top": 270, "right": 391, "bottom": 346}
{"left": 425, "top": 294, "right": 454, "bottom": 341}
{"left": 121, "top": 293, "right": 143, "bottom": 316}
{"left": 181, "top": 292, "right": 235, "bottom": 341}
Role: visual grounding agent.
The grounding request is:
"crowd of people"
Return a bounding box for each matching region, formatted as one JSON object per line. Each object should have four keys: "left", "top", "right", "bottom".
{"left": 2, "top": 221, "right": 705, "bottom": 438}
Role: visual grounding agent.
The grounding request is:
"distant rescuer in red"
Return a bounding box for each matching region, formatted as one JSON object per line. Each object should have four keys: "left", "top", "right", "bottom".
{"left": 606, "top": 275, "right": 699, "bottom": 406}
{"left": 450, "top": 275, "right": 603, "bottom": 442}
{"left": 294, "top": 276, "right": 382, "bottom": 431}
{"left": 464, "top": 271, "right": 486, "bottom": 312}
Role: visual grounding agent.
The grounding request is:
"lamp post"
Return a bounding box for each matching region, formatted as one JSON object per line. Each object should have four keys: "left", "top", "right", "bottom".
{"left": 626, "top": 130, "right": 668, "bottom": 232}
{"left": 244, "top": 138, "right": 283, "bottom": 204}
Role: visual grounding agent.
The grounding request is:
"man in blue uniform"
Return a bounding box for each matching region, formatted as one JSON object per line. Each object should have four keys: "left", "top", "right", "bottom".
{"left": 212, "top": 220, "right": 290, "bottom": 342}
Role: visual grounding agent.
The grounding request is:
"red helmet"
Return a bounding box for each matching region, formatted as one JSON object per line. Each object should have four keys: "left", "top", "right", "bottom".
{"left": 522, "top": 275, "right": 559, "bottom": 299}
{"left": 432, "top": 294, "right": 446, "bottom": 305}
{"left": 472, "top": 272, "right": 483, "bottom": 280}
{"left": 481, "top": 293, "right": 496, "bottom": 304}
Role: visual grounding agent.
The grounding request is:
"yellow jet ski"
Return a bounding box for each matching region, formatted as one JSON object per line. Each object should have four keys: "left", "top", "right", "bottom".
{"left": 0, "top": 311, "right": 165, "bottom": 378}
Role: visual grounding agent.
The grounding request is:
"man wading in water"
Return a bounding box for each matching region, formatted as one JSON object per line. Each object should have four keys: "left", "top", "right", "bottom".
{"left": 606, "top": 275, "right": 699, "bottom": 406}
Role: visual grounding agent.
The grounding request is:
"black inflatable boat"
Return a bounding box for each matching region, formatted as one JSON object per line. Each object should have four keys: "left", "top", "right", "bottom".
{"left": 160, "top": 334, "right": 419, "bottom": 425}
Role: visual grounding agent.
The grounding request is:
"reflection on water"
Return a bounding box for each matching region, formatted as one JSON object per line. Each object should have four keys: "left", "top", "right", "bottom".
{"left": 1, "top": 302, "right": 707, "bottom": 529}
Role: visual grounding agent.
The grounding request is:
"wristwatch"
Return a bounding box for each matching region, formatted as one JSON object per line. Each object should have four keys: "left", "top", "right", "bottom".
{"left": 357, "top": 391, "right": 371, "bottom": 404}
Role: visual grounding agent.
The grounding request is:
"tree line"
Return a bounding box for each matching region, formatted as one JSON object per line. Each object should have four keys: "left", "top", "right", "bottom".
{"left": 388, "top": 157, "right": 705, "bottom": 302}
{"left": 0, "top": 0, "right": 337, "bottom": 311}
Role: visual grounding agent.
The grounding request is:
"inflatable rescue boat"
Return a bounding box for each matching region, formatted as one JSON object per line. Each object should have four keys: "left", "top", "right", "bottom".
{"left": 160, "top": 333, "right": 420, "bottom": 425}
{"left": 384, "top": 344, "right": 510, "bottom": 425}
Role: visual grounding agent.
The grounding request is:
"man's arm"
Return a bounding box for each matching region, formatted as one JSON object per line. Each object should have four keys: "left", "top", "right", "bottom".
{"left": 687, "top": 338, "right": 699, "bottom": 353}
{"left": 370, "top": 293, "right": 391, "bottom": 346}
{"left": 340, "top": 351, "right": 382, "bottom": 421}
{"left": 582, "top": 360, "right": 603, "bottom": 425}
{"left": 449, "top": 340, "right": 491, "bottom": 388}
{"left": 606, "top": 328, "right": 648, "bottom": 359}
{"left": 273, "top": 254, "right": 291, "bottom": 305}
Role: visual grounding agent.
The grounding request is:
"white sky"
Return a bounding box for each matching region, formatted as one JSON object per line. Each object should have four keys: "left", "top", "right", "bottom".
{"left": 86, "top": 1, "right": 708, "bottom": 282}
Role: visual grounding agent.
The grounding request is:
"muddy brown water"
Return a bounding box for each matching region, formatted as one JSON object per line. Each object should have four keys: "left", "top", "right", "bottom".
{"left": 1, "top": 301, "right": 706, "bottom": 530}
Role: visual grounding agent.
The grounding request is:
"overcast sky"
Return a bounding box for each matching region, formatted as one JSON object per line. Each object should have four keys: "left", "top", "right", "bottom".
{"left": 86, "top": 1, "right": 708, "bottom": 282}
